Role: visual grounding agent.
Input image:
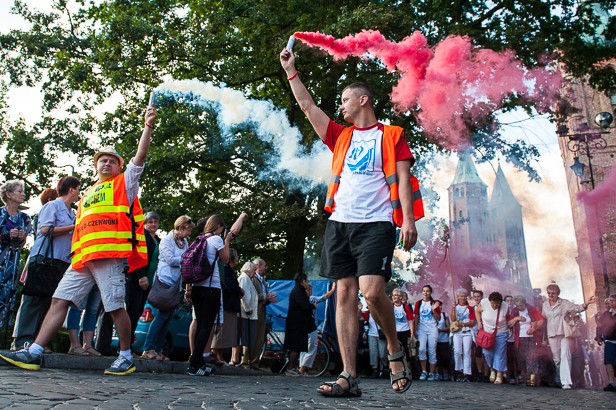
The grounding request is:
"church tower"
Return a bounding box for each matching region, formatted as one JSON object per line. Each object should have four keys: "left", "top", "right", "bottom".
{"left": 448, "top": 151, "right": 491, "bottom": 253}
{"left": 489, "top": 165, "right": 531, "bottom": 288}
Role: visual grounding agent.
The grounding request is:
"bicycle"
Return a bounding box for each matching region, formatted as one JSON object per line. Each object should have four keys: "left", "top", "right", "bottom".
{"left": 262, "top": 313, "right": 336, "bottom": 377}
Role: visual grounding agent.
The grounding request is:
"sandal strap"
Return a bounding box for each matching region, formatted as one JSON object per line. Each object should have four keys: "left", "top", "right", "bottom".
{"left": 336, "top": 371, "right": 360, "bottom": 389}
{"left": 391, "top": 370, "right": 410, "bottom": 382}
{"left": 388, "top": 348, "right": 405, "bottom": 362}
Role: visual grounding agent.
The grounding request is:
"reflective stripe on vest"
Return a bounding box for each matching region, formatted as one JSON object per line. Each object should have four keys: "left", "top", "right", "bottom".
{"left": 324, "top": 124, "right": 425, "bottom": 226}
{"left": 71, "top": 173, "right": 147, "bottom": 272}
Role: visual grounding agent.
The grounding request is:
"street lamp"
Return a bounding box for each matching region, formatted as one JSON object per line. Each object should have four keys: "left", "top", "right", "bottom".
{"left": 594, "top": 111, "right": 614, "bottom": 129}
{"left": 570, "top": 156, "right": 586, "bottom": 179}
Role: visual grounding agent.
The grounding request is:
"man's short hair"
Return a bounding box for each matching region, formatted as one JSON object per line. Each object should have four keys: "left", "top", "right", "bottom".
{"left": 505, "top": 295, "right": 513, "bottom": 301}
{"left": 473, "top": 290, "right": 484, "bottom": 298}
{"left": 342, "top": 82, "right": 375, "bottom": 107}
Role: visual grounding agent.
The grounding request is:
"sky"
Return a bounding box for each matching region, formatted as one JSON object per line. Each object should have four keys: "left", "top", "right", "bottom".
{"left": 1, "top": 0, "right": 585, "bottom": 302}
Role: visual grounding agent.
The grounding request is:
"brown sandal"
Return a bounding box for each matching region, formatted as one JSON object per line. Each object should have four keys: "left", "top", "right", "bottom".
{"left": 68, "top": 345, "right": 89, "bottom": 356}
{"left": 84, "top": 345, "right": 102, "bottom": 357}
{"left": 141, "top": 350, "right": 159, "bottom": 360}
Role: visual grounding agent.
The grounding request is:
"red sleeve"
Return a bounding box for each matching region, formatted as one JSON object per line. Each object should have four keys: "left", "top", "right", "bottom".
{"left": 404, "top": 305, "right": 414, "bottom": 321}
{"left": 468, "top": 306, "right": 476, "bottom": 320}
{"left": 394, "top": 131, "right": 415, "bottom": 167}
{"left": 531, "top": 306, "right": 544, "bottom": 321}
{"left": 435, "top": 305, "right": 441, "bottom": 315}
{"left": 323, "top": 120, "right": 347, "bottom": 152}
{"left": 361, "top": 311, "right": 370, "bottom": 321}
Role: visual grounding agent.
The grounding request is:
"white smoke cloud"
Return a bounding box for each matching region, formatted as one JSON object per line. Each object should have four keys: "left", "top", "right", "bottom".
{"left": 155, "top": 79, "right": 332, "bottom": 189}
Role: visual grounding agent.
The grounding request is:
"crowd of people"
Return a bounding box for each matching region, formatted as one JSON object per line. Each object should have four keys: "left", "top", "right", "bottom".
{"left": 356, "top": 285, "right": 616, "bottom": 392}
{"left": 0, "top": 45, "right": 614, "bottom": 401}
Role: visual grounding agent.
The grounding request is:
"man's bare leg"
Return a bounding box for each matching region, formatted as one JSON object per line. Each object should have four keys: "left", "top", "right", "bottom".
{"left": 32, "top": 299, "right": 72, "bottom": 348}
{"left": 359, "top": 275, "right": 407, "bottom": 391}
{"left": 109, "top": 308, "right": 132, "bottom": 351}
{"left": 320, "top": 276, "right": 359, "bottom": 392}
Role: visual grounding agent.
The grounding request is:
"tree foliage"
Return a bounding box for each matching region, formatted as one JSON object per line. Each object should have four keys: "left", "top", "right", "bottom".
{"left": 1, "top": 0, "right": 614, "bottom": 277}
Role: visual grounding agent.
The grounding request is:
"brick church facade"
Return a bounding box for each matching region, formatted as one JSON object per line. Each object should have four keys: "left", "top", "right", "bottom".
{"left": 557, "top": 60, "right": 616, "bottom": 326}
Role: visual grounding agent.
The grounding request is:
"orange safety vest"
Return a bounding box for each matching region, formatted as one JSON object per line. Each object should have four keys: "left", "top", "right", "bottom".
{"left": 324, "top": 124, "right": 425, "bottom": 226}
{"left": 71, "top": 173, "right": 147, "bottom": 272}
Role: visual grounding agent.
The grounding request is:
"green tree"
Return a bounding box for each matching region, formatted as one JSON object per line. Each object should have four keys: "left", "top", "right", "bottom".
{"left": 1, "top": 0, "right": 614, "bottom": 277}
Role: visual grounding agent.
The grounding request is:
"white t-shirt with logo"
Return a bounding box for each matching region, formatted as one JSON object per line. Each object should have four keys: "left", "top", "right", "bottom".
{"left": 418, "top": 300, "right": 438, "bottom": 330}
{"left": 330, "top": 125, "right": 391, "bottom": 223}
{"left": 324, "top": 121, "right": 414, "bottom": 225}
{"left": 394, "top": 303, "right": 413, "bottom": 332}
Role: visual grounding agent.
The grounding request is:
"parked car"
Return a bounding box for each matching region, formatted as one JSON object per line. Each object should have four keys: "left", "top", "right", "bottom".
{"left": 110, "top": 301, "right": 193, "bottom": 360}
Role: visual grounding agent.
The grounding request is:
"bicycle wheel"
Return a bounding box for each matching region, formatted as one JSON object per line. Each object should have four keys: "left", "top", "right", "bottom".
{"left": 305, "top": 336, "right": 331, "bottom": 377}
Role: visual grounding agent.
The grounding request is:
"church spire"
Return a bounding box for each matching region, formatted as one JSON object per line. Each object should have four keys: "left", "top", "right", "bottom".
{"left": 489, "top": 164, "right": 520, "bottom": 206}
{"left": 449, "top": 150, "right": 487, "bottom": 188}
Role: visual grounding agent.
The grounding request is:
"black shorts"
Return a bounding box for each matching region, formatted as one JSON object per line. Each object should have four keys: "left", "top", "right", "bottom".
{"left": 320, "top": 220, "right": 396, "bottom": 281}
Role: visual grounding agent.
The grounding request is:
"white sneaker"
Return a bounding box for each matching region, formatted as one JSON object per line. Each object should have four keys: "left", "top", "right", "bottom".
{"left": 419, "top": 371, "right": 428, "bottom": 380}
{"left": 562, "top": 384, "right": 572, "bottom": 390}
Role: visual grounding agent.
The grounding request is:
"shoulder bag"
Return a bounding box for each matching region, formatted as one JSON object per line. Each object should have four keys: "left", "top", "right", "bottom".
{"left": 22, "top": 226, "right": 64, "bottom": 298}
{"left": 148, "top": 273, "right": 181, "bottom": 312}
{"left": 476, "top": 303, "right": 502, "bottom": 350}
{"left": 563, "top": 310, "right": 582, "bottom": 338}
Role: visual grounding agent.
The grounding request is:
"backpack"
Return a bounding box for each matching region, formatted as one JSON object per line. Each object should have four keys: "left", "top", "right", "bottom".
{"left": 181, "top": 233, "right": 219, "bottom": 284}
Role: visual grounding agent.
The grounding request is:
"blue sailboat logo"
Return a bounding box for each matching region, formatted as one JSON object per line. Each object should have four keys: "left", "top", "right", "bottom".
{"left": 347, "top": 139, "right": 376, "bottom": 173}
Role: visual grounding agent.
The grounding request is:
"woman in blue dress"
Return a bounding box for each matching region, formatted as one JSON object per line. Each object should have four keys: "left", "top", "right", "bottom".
{"left": 0, "top": 180, "right": 32, "bottom": 328}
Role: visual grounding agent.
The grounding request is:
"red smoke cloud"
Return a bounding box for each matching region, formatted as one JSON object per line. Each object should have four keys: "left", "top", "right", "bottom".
{"left": 294, "top": 31, "right": 563, "bottom": 149}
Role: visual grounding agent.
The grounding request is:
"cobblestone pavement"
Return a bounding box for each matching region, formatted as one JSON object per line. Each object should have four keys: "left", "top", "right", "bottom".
{"left": 0, "top": 367, "right": 614, "bottom": 410}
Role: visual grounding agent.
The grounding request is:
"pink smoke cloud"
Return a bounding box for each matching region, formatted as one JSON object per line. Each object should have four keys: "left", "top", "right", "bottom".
{"left": 577, "top": 166, "right": 616, "bottom": 207}
{"left": 294, "top": 30, "right": 564, "bottom": 149}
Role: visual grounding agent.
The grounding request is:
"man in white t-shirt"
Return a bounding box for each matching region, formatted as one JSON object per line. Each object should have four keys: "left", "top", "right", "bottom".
{"left": 280, "top": 46, "right": 419, "bottom": 397}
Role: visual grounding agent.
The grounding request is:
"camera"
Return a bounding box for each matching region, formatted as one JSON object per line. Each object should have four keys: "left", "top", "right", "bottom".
{"left": 223, "top": 227, "right": 236, "bottom": 240}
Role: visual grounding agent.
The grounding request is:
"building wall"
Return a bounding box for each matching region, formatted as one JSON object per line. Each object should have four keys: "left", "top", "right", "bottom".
{"left": 558, "top": 61, "right": 616, "bottom": 333}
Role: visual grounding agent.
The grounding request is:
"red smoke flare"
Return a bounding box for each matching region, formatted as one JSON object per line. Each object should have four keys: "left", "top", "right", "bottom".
{"left": 293, "top": 30, "right": 564, "bottom": 149}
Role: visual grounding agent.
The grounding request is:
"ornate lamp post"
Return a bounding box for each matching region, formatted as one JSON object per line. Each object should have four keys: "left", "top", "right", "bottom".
{"left": 557, "top": 112, "right": 613, "bottom": 298}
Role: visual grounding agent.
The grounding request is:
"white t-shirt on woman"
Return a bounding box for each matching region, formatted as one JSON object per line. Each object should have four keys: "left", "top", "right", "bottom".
{"left": 517, "top": 307, "right": 533, "bottom": 338}
{"left": 480, "top": 299, "right": 509, "bottom": 335}
{"left": 193, "top": 234, "right": 224, "bottom": 289}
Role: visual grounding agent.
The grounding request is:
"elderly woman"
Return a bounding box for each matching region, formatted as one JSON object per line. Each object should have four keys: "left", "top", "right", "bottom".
{"left": 238, "top": 261, "right": 258, "bottom": 365}
{"left": 451, "top": 288, "right": 476, "bottom": 382}
{"left": 507, "top": 295, "right": 545, "bottom": 387}
{"left": 542, "top": 283, "right": 597, "bottom": 389}
{"left": 13, "top": 178, "right": 79, "bottom": 351}
{"left": 284, "top": 272, "right": 316, "bottom": 376}
{"left": 211, "top": 248, "right": 244, "bottom": 365}
{"left": 475, "top": 291, "right": 510, "bottom": 384}
{"left": 0, "top": 180, "right": 32, "bottom": 329}
{"left": 142, "top": 216, "right": 194, "bottom": 361}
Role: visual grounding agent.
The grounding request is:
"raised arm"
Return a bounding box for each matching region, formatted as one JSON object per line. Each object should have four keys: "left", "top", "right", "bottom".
{"left": 280, "top": 49, "right": 330, "bottom": 141}
{"left": 133, "top": 106, "right": 157, "bottom": 167}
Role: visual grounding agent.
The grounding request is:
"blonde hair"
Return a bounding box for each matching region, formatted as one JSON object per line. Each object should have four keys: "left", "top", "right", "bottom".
{"left": 174, "top": 215, "right": 195, "bottom": 231}
{"left": 0, "top": 180, "right": 24, "bottom": 204}
{"left": 513, "top": 295, "right": 526, "bottom": 304}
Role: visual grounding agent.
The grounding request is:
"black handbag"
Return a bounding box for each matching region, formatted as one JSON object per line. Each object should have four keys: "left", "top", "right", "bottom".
{"left": 22, "top": 226, "right": 64, "bottom": 298}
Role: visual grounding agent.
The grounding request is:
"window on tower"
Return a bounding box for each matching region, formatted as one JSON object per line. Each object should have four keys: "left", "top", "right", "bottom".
{"left": 461, "top": 188, "right": 465, "bottom": 197}
{"left": 455, "top": 188, "right": 459, "bottom": 197}
{"left": 459, "top": 210, "right": 463, "bottom": 218}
